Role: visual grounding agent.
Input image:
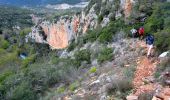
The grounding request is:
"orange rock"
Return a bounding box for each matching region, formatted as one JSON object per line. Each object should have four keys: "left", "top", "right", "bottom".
{"left": 41, "top": 22, "right": 68, "bottom": 49}
{"left": 164, "top": 88, "right": 170, "bottom": 96}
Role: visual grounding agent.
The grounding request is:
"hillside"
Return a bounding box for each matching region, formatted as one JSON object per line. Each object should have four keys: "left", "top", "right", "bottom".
{"left": 0, "top": 0, "right": 170, "bottom": 100}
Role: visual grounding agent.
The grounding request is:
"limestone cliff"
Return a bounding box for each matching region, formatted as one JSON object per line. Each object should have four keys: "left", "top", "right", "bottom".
{"left": 27, "top": 0, "right": 135, "bottom": 49}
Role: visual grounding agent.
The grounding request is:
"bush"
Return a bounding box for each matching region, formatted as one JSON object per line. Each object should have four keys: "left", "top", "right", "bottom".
{"left": 67, "top": 39, "right": 77, "bottom": 52}
{"left": 97, "top": 47, "right": 113, "bottom": 64}
{"left": 154, "top": 29, "right": 170, "bottom": 53}
{"left": 19, "top": 28, "right": 31, "bottom": 37}
{"left": 0, "top": 52, "right": 18, "bottom": 66}
{"left": 98, "top": 27, "right": 113, "bottom": 43}
{"left": 144, "top": 17, "right": 164, "bottom": 33}
{"left": 143, "top": 2, "right": 170, "bottom": 53}
{"left": 0, "top": 39, "right": 10, "bottom": 49}
{"left": 69, "top": 81, "right": 80, "bottom": 92}
{"left": 56, "top": 86, "right": 65, "bottom": 93}
{"left": 0, "top": 71, "right": 13, "bottom": 83}
{"left": 89, "top": 67, "right": 97, "bottom": 73}
{"left": 108, "top": 78, "right": 132, "bottom": 99}
{"left": 67, "top": 41, "right": 77, "bottom": 52}
{"left": 98, "top": 20, "right": 125, "bottom": 43}
{"left": 83, "top": 30, "right": 99, "bottom": 43}
{"left": 98, "top": 15, "right": 103, "bottom": 23}
{"left": 22, "top": 54, "right": 36, "bottom": 68}
{"left": 123, "top": 66, "right": 136, "bottom": 80}
{"left": 10, "top": 82, "right": 37, "bottom": 100}
{"left": 74, "top": 49, "right": 91, "bottom": 65}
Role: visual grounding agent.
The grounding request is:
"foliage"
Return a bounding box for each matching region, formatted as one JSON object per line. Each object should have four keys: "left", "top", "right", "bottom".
{"left": 22, "top": 54, "right": 37, "bottom": 68}
{"left": 123, "top": 66, "right": 136, "bottom": 80}
{"left": 97, "top": 47, "right": 113, "bottom": 64}
{"left": 0, "top": 39, "right": 10, "bottom": 49}
{"left": 82, "top": 25, "right": 103, "bottom": 44}
{"left": 98, "top": 20, "right": 125, "bottom": 43}
{"left": 67, "top": 40, "right": 77, "bottom": 52}
{"left": 89, "top": 67, "right": 97, "bottom": 73}
{"left": 19, "top": 28, "right": 32, "bottom": 37}
{"left": 9, "top": 82, "right": 37, "bottom": 100}
{"left": 74, "top": 49, "right": 91, "bottom": 65}
{"left": 69, "top": 81, "right": 80, "bottom": 92}
{"left": 0, "top": 51, "right": 18, "bottom": 67}
{"left": 154, "top": 29, "right": 170, "bottom": 52}
{"left": 0, "top": 71, "right": 13, "bottom": 83}
{"left": 108, "top": 78, "right": 132, "bottom": 99}
{"left": 143, "top": 2, "right": 170, "bottom": 53}
{"left": 0, "top": 6, "right": 33, "bottom": 30}
{"left": 56, "top": 86, "right": 65, "bottom": 93}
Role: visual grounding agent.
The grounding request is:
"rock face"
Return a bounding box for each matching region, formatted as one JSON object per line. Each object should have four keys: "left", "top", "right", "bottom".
{"left": 27, "top": 0, "right": 136, "bottom": 49}
{"left": 28, "top": 9, "right": 97, "bottom": 49}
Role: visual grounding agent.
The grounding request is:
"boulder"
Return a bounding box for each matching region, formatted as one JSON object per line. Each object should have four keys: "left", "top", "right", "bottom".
{"left": 126, "top": 95, "right": 138, "bottom": 100}
{"left": 159, "top": 51, "right": 169, "bottom": 58}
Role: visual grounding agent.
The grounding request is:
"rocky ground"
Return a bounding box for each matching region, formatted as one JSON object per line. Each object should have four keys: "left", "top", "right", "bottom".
{"left": 44, "top": 38, "right": 170, "bottom": 100}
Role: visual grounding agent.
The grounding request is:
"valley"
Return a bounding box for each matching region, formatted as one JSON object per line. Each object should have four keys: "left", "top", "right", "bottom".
{"left": 0, "top": 0, "right": 170, "bottom": 100}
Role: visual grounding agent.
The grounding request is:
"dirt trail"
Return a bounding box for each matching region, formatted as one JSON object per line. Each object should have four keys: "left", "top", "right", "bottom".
{"left": 133, "top": 56, "right": 157, "bottom": 95}
{"left": 132, "top": 41, "right": 158, "bottom": 96}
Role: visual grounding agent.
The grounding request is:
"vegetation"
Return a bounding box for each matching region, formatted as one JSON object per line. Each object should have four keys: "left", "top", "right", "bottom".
{"left": 74, "top": 49, "right": 91, "bottom": 66}
{"left": 56, "top": 86, "right": 65, "bottom": 93}
{"left": 69, "top": 81, "right": 80, "bottom": 91}
{"left": 108, "top": 78, "right": 133, "bottom": 99}
{"left": 97, "top": 47, "right": 113, "bottom": 64}
{"left": 89, "top": 67, "right": 97, "bottom": 73}
{"left": 144, "top": 2, "right": 170, "bottom": 53}
{"left": 0, "top": 6, "right": 33, "bottom": 30}
{"left": 0, "top": 0, "right": 170, "bottom": 100}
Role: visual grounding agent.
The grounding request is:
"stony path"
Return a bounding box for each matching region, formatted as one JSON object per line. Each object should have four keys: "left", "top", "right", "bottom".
{"left": 133, "top": 56, "right": 157, "bottom": 95}
{"left": 127, "top": 41, "right": 170, "bottom": 100}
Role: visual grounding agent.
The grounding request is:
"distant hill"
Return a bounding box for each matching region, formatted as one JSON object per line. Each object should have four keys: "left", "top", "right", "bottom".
{"left": 0, "top": 0, "right": 87, "bottom": 7}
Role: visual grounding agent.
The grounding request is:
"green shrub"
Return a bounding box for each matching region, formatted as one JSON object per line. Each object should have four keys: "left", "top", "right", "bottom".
{"left": 123, "top": 66, "right": 136, "bottom": 80}
{"left": 97, "top": 47, "right": 113, "bottom": 64}
{"left": 74, "top": 49, "right": 91, "bottom": 65}
{"left": 0, "top": 52, "right": 18, "bottom": 66}
{"left": 98, "top": 28, "right": 113, "bottom": 43}
{"left": 83, "top": 30, "right": 99, "bottom": 43}
{"left": 143, "top": 2, "right": 170, "bottom": 53}
{"left": 98, "top": 15, "right": 103, "bottom": 23}
{"left": 154, "top": 71, "right": 161, "bottom": 78}
{"left": 154, "top": 29, "right": 170, "bottom": 53}
{"left": 56, "top": 86, "right": 65, "bottom": 93}
{"left": 10, "top": 82, "right": 37, "bottom": 100}
{"left": 69, "top": 81, "right": 80, "bottom": 92}
{"left": 20, "top": 28, "right": 31, "bottom": 37}
{"left": 0, "top": 39, "right": 10, "bottom": 49}
{"left": 98, "top": 20, "right": 124, "bottom": 43}
{"left": 22, "top": 54, "right": 36, "bottom": 68}
{"left": 89, "top": 67, "right": 97, "bottom": 73}
{"left": 0, "top": 71, "right": 13, "bottom": 83}
{"left": 67, "top": 40, "right": 77, "bottom": 52}
{"left": 144, "top": 17, "right": 164, "bottom": 33}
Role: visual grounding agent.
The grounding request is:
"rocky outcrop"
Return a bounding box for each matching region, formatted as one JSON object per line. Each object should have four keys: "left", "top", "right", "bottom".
{"left": 120, "top": 0, "right": 135, "bottom": 18}
{"left": 28, "top": 7, "right": 98, "bottom": 49}
{"left": 27, "top": 0, "right": 136, "bottom": 49}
